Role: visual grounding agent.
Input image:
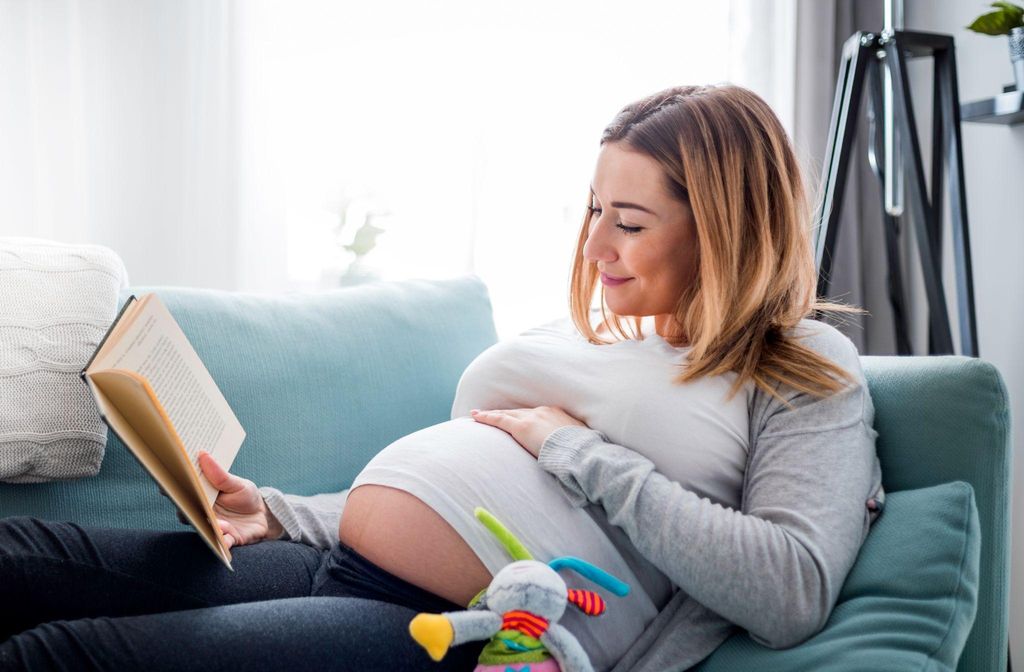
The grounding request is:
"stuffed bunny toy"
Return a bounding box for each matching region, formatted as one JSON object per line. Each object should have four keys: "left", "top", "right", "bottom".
{"left": 408, "top": 507, "right": 630, "bottom": 672}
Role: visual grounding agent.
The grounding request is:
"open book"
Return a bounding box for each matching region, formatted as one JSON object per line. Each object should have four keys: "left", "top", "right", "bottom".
{"left": 80, "top": 293, "right": 246, "bottom": 570}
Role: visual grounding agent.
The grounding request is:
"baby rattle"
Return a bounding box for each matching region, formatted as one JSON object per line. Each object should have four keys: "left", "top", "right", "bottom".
{"left": 408, "top": 507, "right": 630, "bottom": 672}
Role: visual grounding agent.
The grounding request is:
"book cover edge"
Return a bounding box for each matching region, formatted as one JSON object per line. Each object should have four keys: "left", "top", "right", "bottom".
{"left": 79, "top": 293, "right": 139, "bottom": 382}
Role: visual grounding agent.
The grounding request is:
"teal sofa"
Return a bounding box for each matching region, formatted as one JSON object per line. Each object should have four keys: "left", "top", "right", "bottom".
{"left": 1, "top": 275, "right": 1012, "bottom": 671}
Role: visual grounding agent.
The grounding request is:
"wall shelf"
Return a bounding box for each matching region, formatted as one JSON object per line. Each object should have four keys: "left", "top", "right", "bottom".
{"left": 961, "top": 88, "right": 1024, "bottom": 125}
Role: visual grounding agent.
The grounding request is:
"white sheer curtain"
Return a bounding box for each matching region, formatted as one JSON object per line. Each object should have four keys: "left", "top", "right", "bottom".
{"left": 1, "top": 0, "right": 800, "bottom": 340}
{"left": 0, "top": 0, "right": 287, "bottom": 292}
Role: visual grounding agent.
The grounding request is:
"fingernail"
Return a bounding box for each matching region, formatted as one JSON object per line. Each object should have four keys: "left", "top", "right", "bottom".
{"left": 470, "top": 409, "right": 479, "bottom": 415}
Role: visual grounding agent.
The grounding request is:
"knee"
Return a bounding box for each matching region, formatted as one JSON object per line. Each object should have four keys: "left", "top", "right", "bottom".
{"left": 0, "top": 515, "right": 50, "bottom": 533}
{"left": 0, "top": 516, "right": 56, "bottom": 556}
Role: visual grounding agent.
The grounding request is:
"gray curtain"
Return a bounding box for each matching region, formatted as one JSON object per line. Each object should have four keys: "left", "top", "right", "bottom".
{"left": 792, "top": 0, "right": 900, "bottom": 355}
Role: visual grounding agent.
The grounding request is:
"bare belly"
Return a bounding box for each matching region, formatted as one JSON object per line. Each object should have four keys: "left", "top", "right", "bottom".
{"left": 338, "top": 484, "right": 493, "bottom": 608}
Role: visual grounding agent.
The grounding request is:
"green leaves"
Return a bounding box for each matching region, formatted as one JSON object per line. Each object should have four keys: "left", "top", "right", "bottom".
{"left": 967, "top": 1, "right": 1024, "bottom": 35}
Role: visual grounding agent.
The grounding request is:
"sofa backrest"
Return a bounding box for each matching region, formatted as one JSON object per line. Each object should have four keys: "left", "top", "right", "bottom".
{"left": 862, "top": 355, "right": 1012, "bottom": 672}
{"left": 1, "top": 284, "right": 1009, "bottom": 671}
{"left": 0, "top": 275, "right": 499, "bottom": 532}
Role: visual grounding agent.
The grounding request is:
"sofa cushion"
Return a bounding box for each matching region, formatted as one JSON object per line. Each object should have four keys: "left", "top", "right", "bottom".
{"left": 0, "top": 237, "right": 128, "bottom": 483}
{"left": 693, "top": 480, "right": 980, "bottom": 671}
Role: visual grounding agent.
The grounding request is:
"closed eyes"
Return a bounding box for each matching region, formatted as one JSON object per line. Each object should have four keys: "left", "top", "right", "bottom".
{"left": 587, "top": 206, "right": 643, "bottom": 235}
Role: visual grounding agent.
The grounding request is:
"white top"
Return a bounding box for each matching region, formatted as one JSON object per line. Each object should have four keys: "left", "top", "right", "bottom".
{"left": 350, "top": 312, "right": 753, "bottom": 671}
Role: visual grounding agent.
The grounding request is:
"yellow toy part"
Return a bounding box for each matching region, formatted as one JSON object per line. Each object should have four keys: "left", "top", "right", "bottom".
{"left": 408, "top": 613, "right": 455, "bottom": 662}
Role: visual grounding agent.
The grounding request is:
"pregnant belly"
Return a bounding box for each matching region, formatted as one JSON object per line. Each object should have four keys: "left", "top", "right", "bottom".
{"left": 340, "top": 418, "right": 675, "bottom": 672}
{"left": 337, "top": 416, "right": 607, "bottom": 610}
{"left": 338, "top": 483, "right": 493, "bottom": 607}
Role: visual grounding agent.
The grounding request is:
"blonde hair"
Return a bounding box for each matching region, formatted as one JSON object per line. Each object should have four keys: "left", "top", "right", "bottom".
{"left": 569, "top": 84, "right": 865, "bottom": 407}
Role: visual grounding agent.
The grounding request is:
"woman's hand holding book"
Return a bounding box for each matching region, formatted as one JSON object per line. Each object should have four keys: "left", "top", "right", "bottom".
{"left": 160, "top": 451, "right": 284, "bottom": 547}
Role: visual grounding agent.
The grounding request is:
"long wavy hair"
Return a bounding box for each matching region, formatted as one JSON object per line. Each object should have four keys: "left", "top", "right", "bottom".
{"left": 569, "top": 84, "right": 865, "bottom": 406}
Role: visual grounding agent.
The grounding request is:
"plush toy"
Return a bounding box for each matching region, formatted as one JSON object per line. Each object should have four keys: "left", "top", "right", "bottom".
{"left": 408, "top": 507, "right": 630, "bottom": 672}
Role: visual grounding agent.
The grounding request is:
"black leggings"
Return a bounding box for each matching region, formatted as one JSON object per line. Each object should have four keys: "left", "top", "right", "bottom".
{"left": 0, "top": 516, "right": 483, "bottom": 671}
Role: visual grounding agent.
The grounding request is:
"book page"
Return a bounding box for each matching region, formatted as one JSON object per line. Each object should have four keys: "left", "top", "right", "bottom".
{"left": 91, "top": 293, "right": 246, "bottom": 506}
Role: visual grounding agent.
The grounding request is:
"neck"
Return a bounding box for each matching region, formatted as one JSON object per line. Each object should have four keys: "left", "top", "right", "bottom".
{"left": 653, "top": 314, "right": 688, "bottom": 345}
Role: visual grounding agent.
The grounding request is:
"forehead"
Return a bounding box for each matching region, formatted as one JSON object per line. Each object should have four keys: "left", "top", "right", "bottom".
{"left": 591, "top": 143, "right": 670, "bottom": 203}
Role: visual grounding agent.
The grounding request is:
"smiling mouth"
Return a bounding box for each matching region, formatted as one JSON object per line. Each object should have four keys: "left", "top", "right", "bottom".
{"left": 601, "top": 273, "right": 633, "bottom": 285}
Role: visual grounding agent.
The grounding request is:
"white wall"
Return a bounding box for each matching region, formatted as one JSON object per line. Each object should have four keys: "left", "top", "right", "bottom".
{"left": 902, "top": 1, "right": 1024, "bottom": 665}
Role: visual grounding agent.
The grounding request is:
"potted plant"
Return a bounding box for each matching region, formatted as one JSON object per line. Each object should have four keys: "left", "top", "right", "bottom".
{"left": 967, "top": 1, "right": 1024, "bottom": 90}
{"left": 330, "top": 196, "right": 390, "bottom": 287}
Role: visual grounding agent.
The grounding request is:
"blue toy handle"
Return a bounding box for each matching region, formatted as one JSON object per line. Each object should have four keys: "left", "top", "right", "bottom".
{"left": 548, "top": 556, "right": 630, "bottom": 596}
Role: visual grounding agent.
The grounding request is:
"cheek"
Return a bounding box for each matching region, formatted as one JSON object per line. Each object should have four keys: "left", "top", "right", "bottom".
{"left": 649, "top": 238, "right": 697, "bottom": 289}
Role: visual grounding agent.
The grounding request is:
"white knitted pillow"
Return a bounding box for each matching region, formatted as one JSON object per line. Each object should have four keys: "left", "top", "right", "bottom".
{"left": 0, "top": 237, "right": 129, "bottom": 482}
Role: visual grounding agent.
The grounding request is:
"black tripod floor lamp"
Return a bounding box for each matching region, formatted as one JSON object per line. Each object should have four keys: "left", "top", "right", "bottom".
{"left": 813, "top": 29, "right": 979, "bottom": 358}
{"left": 815, "top": 22, "right": 1008, "bottom": 672}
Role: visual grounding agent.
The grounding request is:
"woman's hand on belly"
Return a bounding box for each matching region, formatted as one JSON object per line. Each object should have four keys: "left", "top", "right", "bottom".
{"left": 470, "top": 406, "right": 588, "bottom": 458}
{"left": 338, "top": 484, "right": 493, "bottom": 608}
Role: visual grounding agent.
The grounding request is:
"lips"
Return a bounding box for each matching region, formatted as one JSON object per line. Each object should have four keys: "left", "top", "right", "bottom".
{"left": 600, "top": 272, "right": 633, "bottom": 285}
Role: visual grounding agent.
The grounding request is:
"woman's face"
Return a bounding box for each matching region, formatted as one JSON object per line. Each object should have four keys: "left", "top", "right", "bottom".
{"left": 583, "top": 141, "right": 699, "bottom": 337}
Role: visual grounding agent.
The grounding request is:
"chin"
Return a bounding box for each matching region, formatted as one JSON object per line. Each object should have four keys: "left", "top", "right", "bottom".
{"left": 604, "top": 304, "right": 644, "bottom": 320}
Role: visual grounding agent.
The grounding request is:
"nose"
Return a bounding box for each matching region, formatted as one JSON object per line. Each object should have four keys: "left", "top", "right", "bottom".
{"left": 583, "top": 212, "right": 617, "bottom": 265}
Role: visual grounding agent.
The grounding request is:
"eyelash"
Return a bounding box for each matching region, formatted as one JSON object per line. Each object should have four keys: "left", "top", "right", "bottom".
{"left": 587, "top": 206, "right": 643, "bottom": 235}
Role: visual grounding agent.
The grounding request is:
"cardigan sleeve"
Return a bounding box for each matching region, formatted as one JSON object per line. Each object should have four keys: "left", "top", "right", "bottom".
{"left": 537, "top": 335, "right": 882, "bottom": 650}
{"left": 257, "top": 485, "right": 349, "bottom": 550}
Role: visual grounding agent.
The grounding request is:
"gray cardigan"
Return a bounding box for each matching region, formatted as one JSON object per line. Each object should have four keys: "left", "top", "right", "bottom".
{"left": 259, "top": 319, "right": 885, "bottom": 671}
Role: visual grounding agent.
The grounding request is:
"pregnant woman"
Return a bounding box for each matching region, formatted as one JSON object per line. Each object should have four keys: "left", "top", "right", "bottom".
{"left": 0, "top": 84, "right": 884, "bottom": 672}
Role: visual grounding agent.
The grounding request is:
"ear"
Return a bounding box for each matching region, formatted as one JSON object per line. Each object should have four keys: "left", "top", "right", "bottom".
{"left": 566, "top": 588, "right": 606, "bottom": 616}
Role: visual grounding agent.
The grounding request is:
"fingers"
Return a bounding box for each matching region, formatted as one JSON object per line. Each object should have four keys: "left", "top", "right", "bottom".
{"left": 471, "top": 408, "right": 527, "bottom": 417}
{"left": 198, "top": 451, "right": 245, "bottom": 494}
{"left": 471, "top": 409, "right": 494, "bottom": 425}
{"left": 471, "top": 409, "right": 504, "bottom": 419}
{"left": 217, "top": 518, "right": 237, "bottom": 549}
{"left": 471, "top": 409, "right": 520, "bottom": 426}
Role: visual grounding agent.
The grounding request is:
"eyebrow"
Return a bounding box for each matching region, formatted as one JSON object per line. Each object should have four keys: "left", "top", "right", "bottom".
{"left": 589, "top": 185, "right": 657, "bottom": 216}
